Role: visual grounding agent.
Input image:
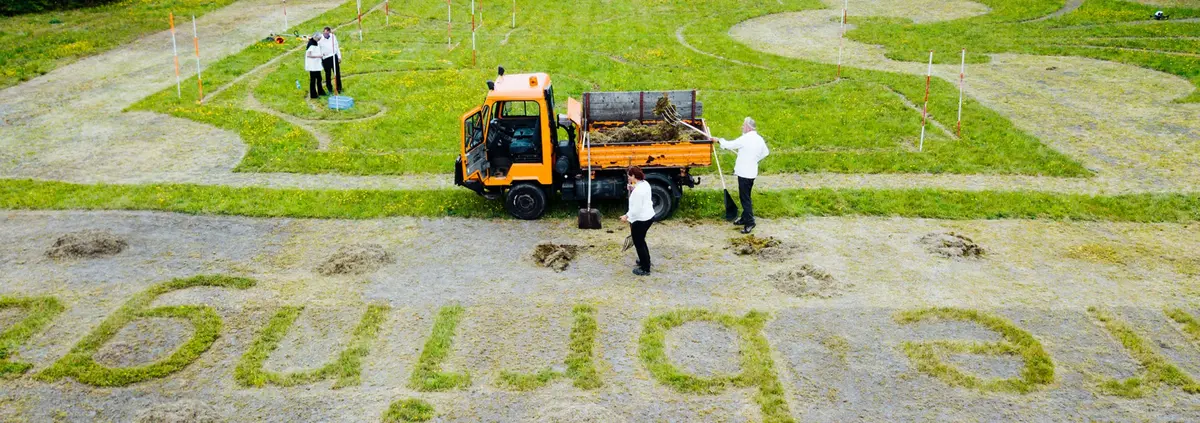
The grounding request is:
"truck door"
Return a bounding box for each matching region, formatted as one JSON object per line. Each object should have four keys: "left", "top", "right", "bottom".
{"left": 462, "top": 106, "right": 489, "bottom": 179}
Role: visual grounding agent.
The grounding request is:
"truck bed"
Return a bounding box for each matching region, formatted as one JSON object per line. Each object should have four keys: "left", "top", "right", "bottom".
{"left": 568, "top": 91, "right": 713, "bottom": 171}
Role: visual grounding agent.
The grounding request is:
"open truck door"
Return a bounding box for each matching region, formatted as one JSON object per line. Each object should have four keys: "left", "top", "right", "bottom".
{"left": 461, "top": 106, "right": 489, "bottom": 181}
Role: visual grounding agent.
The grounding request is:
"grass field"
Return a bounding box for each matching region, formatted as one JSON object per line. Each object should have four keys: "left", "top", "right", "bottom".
{"left": 129, "top": 0, "right": 1089, "bottom": 177}
{"left": 848, "top": 0, "right": 1200, "bottom": 102}
{"left": 0, "top": 0, "right": 237, "bottom": 90}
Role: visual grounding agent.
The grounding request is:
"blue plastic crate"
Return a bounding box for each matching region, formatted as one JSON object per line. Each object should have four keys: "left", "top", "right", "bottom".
{"left": 328, "top": 95, "right": 354, "bottom": 110}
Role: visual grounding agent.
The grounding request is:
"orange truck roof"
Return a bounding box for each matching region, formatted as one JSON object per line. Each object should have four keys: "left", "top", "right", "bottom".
{"left": 489, "top": 72, "right": 550, "bottom": 99}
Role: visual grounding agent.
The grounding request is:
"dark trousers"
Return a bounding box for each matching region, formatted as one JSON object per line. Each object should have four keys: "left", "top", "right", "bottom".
{"left": 308, "top": 71, "right": 326, "bottom": 98}
{"left": 738, "top": 176, "right": 755, "bottom": 226}
{"left": 631, "top": 220, "right": 653, "bottom": 272}
{"left": 322, "top": 57, "right": 335, "bottom": 94}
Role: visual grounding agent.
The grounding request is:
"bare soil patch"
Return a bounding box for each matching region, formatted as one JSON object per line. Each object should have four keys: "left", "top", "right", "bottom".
{"left": 532, "top": 243, "right": 584, "bottom": 272}
{"left": 45, "top": 230, "right": 127, "bottom": 259}
{"left": 94, "top": 317, "right": 192, "bottom": 368}
{"left": 316, "top": 243, "right": 394, "bottom": 276}
{"left": 919, "top": 232, "right": 984, "bottom": 259}
{"left": 769, "top": 264, "right": 850, "bottom": 298}
{"left": 534, "top": 403, "right": 627, "bottom": 423}
{"left": 664, "top": 321, "right": 742, "bottom": 378}
{"left": 134, "top": 399, "right": 222, "bottom": 423}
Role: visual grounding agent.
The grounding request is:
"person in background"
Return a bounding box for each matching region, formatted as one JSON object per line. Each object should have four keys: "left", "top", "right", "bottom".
{"left": 320, "top": 27, "right": 343, "bottom": 93}
{"left": 620, "top": 166, "right": 655, "bottom": 276}
{"left": 712, "top": 117, "right": 769, "bottom": 234}
{"left": 304, "top": 33, "right": 326, "bottom": 99}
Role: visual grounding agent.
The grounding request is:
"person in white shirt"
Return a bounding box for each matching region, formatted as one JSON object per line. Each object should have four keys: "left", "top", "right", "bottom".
{"left": 320, "top": 27, "right": 343, "bottom": 93}
{"left": 304, "top": 33, "right": 327, "bottom": 99}
{"left": 620, "top": 166, "right": 656, "bottom": 276}
{"left": 713, "top": 117, "right": 769, "bottom": 234}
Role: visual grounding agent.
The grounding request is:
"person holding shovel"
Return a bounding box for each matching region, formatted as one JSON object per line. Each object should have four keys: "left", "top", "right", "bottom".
{"left": 320, "top": 27, "right": 343, "bottom": 93}
{"left": 712, "top": 117, "right": 769, "bottom": 234}
{"left": 620, "top": 166, "right": 655, "bottom": 276}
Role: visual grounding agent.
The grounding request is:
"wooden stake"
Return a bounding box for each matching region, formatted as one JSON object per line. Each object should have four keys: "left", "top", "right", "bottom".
{"left": 837, "top": 0, "right": 846, "bottom": 79}
{"left": 192, "top": 16, "right": 203, "bottom": 103}
{"left": 957, "top": 48, "right": 966, "bottom": 138}
{"left": 170, "top": 13, "right": 181, "bottom": 98}
{"left": 919, "top": 50, "right": 933, "bottom": 152}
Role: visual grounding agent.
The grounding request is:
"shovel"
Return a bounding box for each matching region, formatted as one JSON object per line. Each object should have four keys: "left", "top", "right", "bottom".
{"left": 577, "top": 132, "right": 602, "bottom": 229}
{"left": 661, "top": 104, "right": 739, "bottom": 221}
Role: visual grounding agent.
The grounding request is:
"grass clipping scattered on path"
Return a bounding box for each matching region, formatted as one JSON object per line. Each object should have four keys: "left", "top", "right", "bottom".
{"left": 317, "top": 244, "right": 395, "bottom": 276}
{"left": 134, "top": 399, "right": 222, "bottom": 423}
{"left": 46, "top": 230, "right": 127, "bottom": 259}
{"left": 919, "top": 232, "right": 984, "bottom": 259}
{"left": 533, "top": 243, "right": 583, "bottom": 272}
{"left": 769, "top": 264, "right": 849, "bottom": 299}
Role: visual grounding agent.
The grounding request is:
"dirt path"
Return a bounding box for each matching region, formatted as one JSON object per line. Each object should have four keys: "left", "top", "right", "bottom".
{"left": 727, "top": 4, "right": 1200, "bottom": 194}
{"left": 1027, "top": 0, "right": 1084, "bottom": 22}
{"left": 1, "top": 211, "right": 1199, "bottom": 421}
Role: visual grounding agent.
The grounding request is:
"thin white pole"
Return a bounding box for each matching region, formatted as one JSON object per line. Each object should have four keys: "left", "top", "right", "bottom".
{"left": 283, "top": 0, "right": 288, "bottom": 31}
{"left": 919, "top": 50, "right": 933, "bottom": 152}
{"left": 512, "top": 0, "right": 515, "bottom": 28}
{"left": 448, "top": 0, "right": 453, "bottom": 48}
{"left": 170, "top": 13, "right": 181, "bottom": 98}
{"left": 385, "top": 0, "right": 389, "bottom": 26}
{"left": 356, "top": 0, "right": 363, "bottom": 41}
{"left": 192, "top": 16, "right": 203, "bottom": 103}
{"left": 957, "top": 48, "right": 966, "bottom": 138}
{"left": 837, "top": 0, "right": 846, "bottom": 79}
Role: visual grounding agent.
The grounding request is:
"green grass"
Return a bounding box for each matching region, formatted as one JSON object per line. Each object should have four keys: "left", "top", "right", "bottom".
{"left": 1088, "top": 307, "right": 1200, "bottom": 398}
{"left": 235, "top": 304, "right": 389, "bottom": 389}
{"left": 895, "top": 308, "right": 1054, "bottom": 394}
{"left": 5, "top": 179, "right": 1200, "bottom": 223}
{"left": 0, "top": 0, "right": 237, "bottom": 89}
{"left": 638, "top": 309, "right": 793, "bottom": 423}
{"left": 1167, "top": 308, "right": 1200, "bottom": 342}
{"left": 129, "top": 0, "right": 1086, "bottom": 178}
{"left": 382, "top": 398, "right": 436, "bottom": 422}
{"left": 849, "top": 0, "right": 1200, "bottom": 103}
{"left": 0, "top": 296, "right": 65, "bottom": 378}
{"left": 409, "top": 305, "right": 470, "bottom": 391}
{"left": 497, "top": 304, "right": 602, "bottom": 390}
{"left": 36, "top": 275, "right": 255, "bottom": 386}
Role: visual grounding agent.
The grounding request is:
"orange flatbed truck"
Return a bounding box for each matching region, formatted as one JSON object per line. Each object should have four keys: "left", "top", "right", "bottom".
{"left": 454, "top": 68, "right": 713, "bottom": 220}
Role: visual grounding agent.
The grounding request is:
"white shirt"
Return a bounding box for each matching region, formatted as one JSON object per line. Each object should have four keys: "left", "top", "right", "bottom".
{"left": 304, "top": 45, "right": 323, "bottom": 71}
{"left": 318, "top": 34, "right": 341, "bottom": 59}
{"left": 626, "top": 181, "right": 655, "bottom": 223}
{"left": 718, "top": 131, "right": 769, "bottom": 179}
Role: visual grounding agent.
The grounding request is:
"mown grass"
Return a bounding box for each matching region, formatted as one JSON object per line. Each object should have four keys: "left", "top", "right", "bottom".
{"left": 0, "top": 296, "right": 65, "bottom": 378}
{"left": 849, "top": 0, "right": 1200, "bottom": 102}
{"left": 1088, "top": 307, "right": 1200, "bottom": 398}
{"left": 0, "top": 0, "right": 237, "bottom": 89}
{"left": 382, "top": 398, "right": 435, "bottom": 422}
{"left": 895, "top": 308, "right": 1054, "bottom": 394}
{"left": 36, "top": 275, "right": 255, "bottom": 386}
{"left": 235, "top": 304, "right": 389, "bottom": 389}
{"left": 638, "top": 309, "right": 793, "bottom": 423}
{"left": 130, "top": 0, "right": 1086, "bottom": 177}
{"left": 1167, "top": 308, "right": 1200, "bottom": 342}
{"left": 4, "top": 179, "right": 1200, "bottom": 223}
{"left": 497, "top": 304, "right": 601, "bottom": 390}
{"left": 409, "top": 305, "right": 470, "bottom": 391}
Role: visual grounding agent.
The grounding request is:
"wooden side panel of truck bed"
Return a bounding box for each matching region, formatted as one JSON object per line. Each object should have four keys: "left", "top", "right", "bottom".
{"left": 580, "top": 140, "right": 713, "bottom": 170}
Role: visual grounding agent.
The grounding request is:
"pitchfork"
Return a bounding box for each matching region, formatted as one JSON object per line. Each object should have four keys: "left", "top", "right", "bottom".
{"left": 657, "top": 101, "right": 741, "bottom": 221}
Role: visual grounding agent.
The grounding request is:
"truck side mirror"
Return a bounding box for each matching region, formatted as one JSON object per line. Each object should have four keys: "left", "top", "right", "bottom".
{"left": 487, "top": 80, "right": 495, "bottom": 90}
{"left": 498, "top": 66, "right": 505, "bottom": 76}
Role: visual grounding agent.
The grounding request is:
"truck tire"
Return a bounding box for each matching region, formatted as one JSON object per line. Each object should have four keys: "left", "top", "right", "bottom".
{"left": 649, "top": 183, "right": 674, "bottom": 221}
{"left": 505, "top": 183, "right": 547, "bottom": 220}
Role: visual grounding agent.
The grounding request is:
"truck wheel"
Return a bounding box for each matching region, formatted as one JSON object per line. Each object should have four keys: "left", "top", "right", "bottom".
{"left": 505, "top": 183, "right": 547, "bottom": 220}
{"left": 649, "top": 183, "right": 674, "bottom": 221}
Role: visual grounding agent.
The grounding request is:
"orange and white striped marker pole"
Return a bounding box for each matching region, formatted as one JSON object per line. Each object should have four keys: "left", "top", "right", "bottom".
{"left": 356, "top": 0, "right": 363, "bottom": 41}
{"left": 471, "top": 11, "right": 477, "bottom": 65}
{"left": 956, "top": 48, "right": 966, "bottom": 138}
{"left": 283, "top": 0, "right": 288, "bottom": 31}
{"left": 384, "top": 0, "right": 389, "bottom": 26}
{"left": 192, "top": 15, "right": 203, "bottom": 103}
{"left": 170, "top": 13, "right": 181, "bottom": 98}
{"left": 919, "top": 50, "right": 933, "bottom": 152}
{"left": 512, "top": 0, "right": 516, "bottom": 28}
{"left": 837, "top": 0, "right": 846, "bottom": 79}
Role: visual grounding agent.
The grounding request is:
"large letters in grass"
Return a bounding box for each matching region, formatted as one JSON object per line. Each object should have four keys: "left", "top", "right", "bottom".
{"left": 409, "top": 305, "right": 470, "bottom": 391}
{"left": 1089, "top": 307, "right": 1200, "bottom": 397}
{"left": 896, "top": 307, "right": 1054, "bottom": 393}
{"left": 36, "top": 275, "right": 255, "bottom": 386}
{"left": 497, "top": 304, "right": 602, "bottom": 390}
{"left": 0, "top": 296, "right": 65, "bottom": 378}
{"left": 638, "top": 309, "right": 793, "bottom": 423}
{"left": 235, "top": 304, "right": 389, "bottom": 389}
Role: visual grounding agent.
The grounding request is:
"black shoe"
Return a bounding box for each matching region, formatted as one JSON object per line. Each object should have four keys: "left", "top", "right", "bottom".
{"left": 733, "top": 218, "right": 744, "bottom": 226}
{"left": 741, "top": 224, "right": 755, "bottom": 234}
{"left": 633, "top": 268, "right": 650, "bottom": 276}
